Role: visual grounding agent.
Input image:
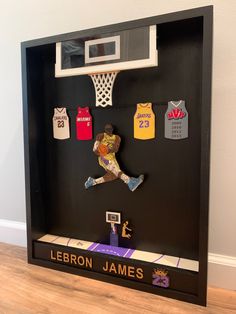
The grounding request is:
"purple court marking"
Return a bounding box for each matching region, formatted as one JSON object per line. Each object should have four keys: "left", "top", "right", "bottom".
{"left": 87, "top": 242, "right": 99, "bottom": 251}
{"left": 123, "top": 249, "right": 131, "bottom": 257}
{"left": 96, "top": 249, "right": 120, "bottom": 256}
{"left": 152, "top": 254, "right": 164, "bottom": 263}
{"left": 87, "top": 243, "right": 134, "bottom": 258}
{"left": 176, "top": 257, "right": 181, "bottom": 268}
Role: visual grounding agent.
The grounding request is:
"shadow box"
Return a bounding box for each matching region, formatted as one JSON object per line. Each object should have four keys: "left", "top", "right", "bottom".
{"left": 22, "top": 6, "right": 213, "bottom": 305}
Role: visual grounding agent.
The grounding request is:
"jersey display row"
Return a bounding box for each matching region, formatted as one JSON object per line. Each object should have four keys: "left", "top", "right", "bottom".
{"left": 53, "top": 101, "right": 188, "bottom": 141}
{"left": 53, "top": 106, "right": 93, "bottom": 140}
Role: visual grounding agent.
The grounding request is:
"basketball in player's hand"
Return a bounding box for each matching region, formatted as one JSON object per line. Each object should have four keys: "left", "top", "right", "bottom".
{"left": 97, "top": 144, "right": 109, "bottom": 156}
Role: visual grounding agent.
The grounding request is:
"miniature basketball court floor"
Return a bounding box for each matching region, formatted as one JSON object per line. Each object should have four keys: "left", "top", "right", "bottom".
{"left": 38, "top": 234, "right": 199, "bottom": 272}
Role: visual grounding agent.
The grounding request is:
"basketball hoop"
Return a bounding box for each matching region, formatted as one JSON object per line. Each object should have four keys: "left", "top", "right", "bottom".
{"left": 55, "top": 25, "right": 158, "bottom": 108}
{"left": 89, "top": 71, "right": 119, "bottom": 107}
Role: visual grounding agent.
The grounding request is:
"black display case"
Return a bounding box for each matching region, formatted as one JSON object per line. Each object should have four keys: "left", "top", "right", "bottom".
{"left": 22, "top": 6, "right": 213, "bottom": 305}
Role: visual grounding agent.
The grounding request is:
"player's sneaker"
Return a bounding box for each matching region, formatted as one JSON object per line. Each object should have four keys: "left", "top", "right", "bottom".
{"left": 85, "top": 177, "right": 95, "bottom": 189}
{"left": 128, "top": 175, "right": 144, "bottom": 192}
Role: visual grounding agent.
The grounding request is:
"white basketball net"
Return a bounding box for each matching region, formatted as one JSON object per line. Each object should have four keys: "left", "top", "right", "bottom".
{"left": 89, "top": 71, "right": 119, "bottom": 107}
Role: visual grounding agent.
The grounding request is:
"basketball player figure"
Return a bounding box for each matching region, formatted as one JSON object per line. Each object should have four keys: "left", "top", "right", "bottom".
{"left": 122, "top": 221, "right": 132, "bottom": 239}
{"left": 85, "top": 124, "right": 144, "bottom": 191}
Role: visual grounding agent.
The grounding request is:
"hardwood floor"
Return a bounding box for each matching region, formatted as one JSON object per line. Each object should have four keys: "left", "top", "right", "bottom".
{"left": 0, "top": 243, "right": 235, "bottom": 314}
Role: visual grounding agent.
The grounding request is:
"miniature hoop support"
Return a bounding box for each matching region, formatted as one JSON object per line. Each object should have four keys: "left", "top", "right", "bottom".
{"left": 89, "top": 71, "right": 119, "bottom": 107}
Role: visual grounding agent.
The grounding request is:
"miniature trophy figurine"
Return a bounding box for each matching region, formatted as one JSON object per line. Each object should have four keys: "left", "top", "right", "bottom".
{"left": 122, "top": 221, "right": 132, "bottom": 239}
{"left": 85, "top": 124, "right": 144, "bottom": 191}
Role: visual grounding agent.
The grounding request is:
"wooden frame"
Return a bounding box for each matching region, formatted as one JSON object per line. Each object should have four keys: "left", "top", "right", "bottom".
{"left": 21, "top": 6, "right": 213, "bottom": 306}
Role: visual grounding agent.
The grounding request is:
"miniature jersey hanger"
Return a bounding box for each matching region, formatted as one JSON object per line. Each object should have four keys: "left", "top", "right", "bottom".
{"left": 165, "top": 100, "right": 188, "bottom": 140}
{"left": 85, "top": 124, "right": 144, "bottom": 191}
{"left": 52, "top": 107, "right": 70, "bottom": 140}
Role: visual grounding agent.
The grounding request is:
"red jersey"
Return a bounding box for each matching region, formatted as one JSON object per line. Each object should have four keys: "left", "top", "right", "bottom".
{"left": 76, "top": 107, "right": 92, "bottom": 140}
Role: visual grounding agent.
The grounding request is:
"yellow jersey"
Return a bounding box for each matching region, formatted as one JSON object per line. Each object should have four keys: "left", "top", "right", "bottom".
{"left": 134, "top": 103, "right": 155, "bottom": 140}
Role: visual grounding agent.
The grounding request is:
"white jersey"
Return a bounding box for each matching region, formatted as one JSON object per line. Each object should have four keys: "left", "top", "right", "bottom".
{"left": 52, "top": 107, "right": 70, "bottom": 140}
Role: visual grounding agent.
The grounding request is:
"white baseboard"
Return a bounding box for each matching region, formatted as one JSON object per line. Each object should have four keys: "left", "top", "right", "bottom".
{"left": 208, "top": 253, "right": 236, "bottom": 267}
{"left": 208, "top": 253, "right": 236, "bottom": 290}
{"left": 0, "top": 219, "right": 235, "bottom": 290}
{"left": 0, "top": 219, "right": 27, "bottom": 247}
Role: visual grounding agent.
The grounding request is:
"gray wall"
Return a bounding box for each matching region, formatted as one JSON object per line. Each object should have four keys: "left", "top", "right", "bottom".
{"left": 0, "top": 0, "right": 235, "bottom": 257}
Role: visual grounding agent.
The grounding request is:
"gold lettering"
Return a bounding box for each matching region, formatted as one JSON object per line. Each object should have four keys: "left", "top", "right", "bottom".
{"left": 118, "top": 264, "right": 127, "bottom": 276}
{"left": 63, "top": 253, "right": 69, "bottom": 263}
{"left": 109, "top": 263, "right": 117, "bottom": 274}
{"left": 77, "top": 256, "right": 85, "bottom": 266}
{"left": 128, "top": 266, "right": 135, "bottom": 278}
{"left": 70, "top": 254, "right": 77, "bottom": 265}
{"left": 136, "top": 268, "right": 144, "bottom": 280}
{"left": 57, "top": 251, "right": 62, "bottom": 261}
{"left": 50, "top": 250, "right": 56, "bottom": 260}
{"left": 50, "top": 250, "right": 93, "bottom": 269}
{"left": 103, "top": 261, "right": 109, "bottom": 271}
{"left": 86, "top": 257, "right": 93, "bottom": 269}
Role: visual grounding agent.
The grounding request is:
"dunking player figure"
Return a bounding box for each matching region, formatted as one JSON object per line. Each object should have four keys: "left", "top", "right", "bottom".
{"left": 85, "top": 124, "right": 144, "bottom": 191}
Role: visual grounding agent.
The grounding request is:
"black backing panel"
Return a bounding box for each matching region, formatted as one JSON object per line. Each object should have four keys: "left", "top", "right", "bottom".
{"left": 28, "top": 18, "right": 202, "bottom": 259}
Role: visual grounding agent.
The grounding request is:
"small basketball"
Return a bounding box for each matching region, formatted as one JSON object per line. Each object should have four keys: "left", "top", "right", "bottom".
{"left": 98, "top": 144, "right": 109, "bottom": 156}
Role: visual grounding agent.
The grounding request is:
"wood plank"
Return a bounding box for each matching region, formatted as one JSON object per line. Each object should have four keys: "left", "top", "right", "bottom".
{"left": 0, "top": 242, "right": 235, "bottom": 314}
